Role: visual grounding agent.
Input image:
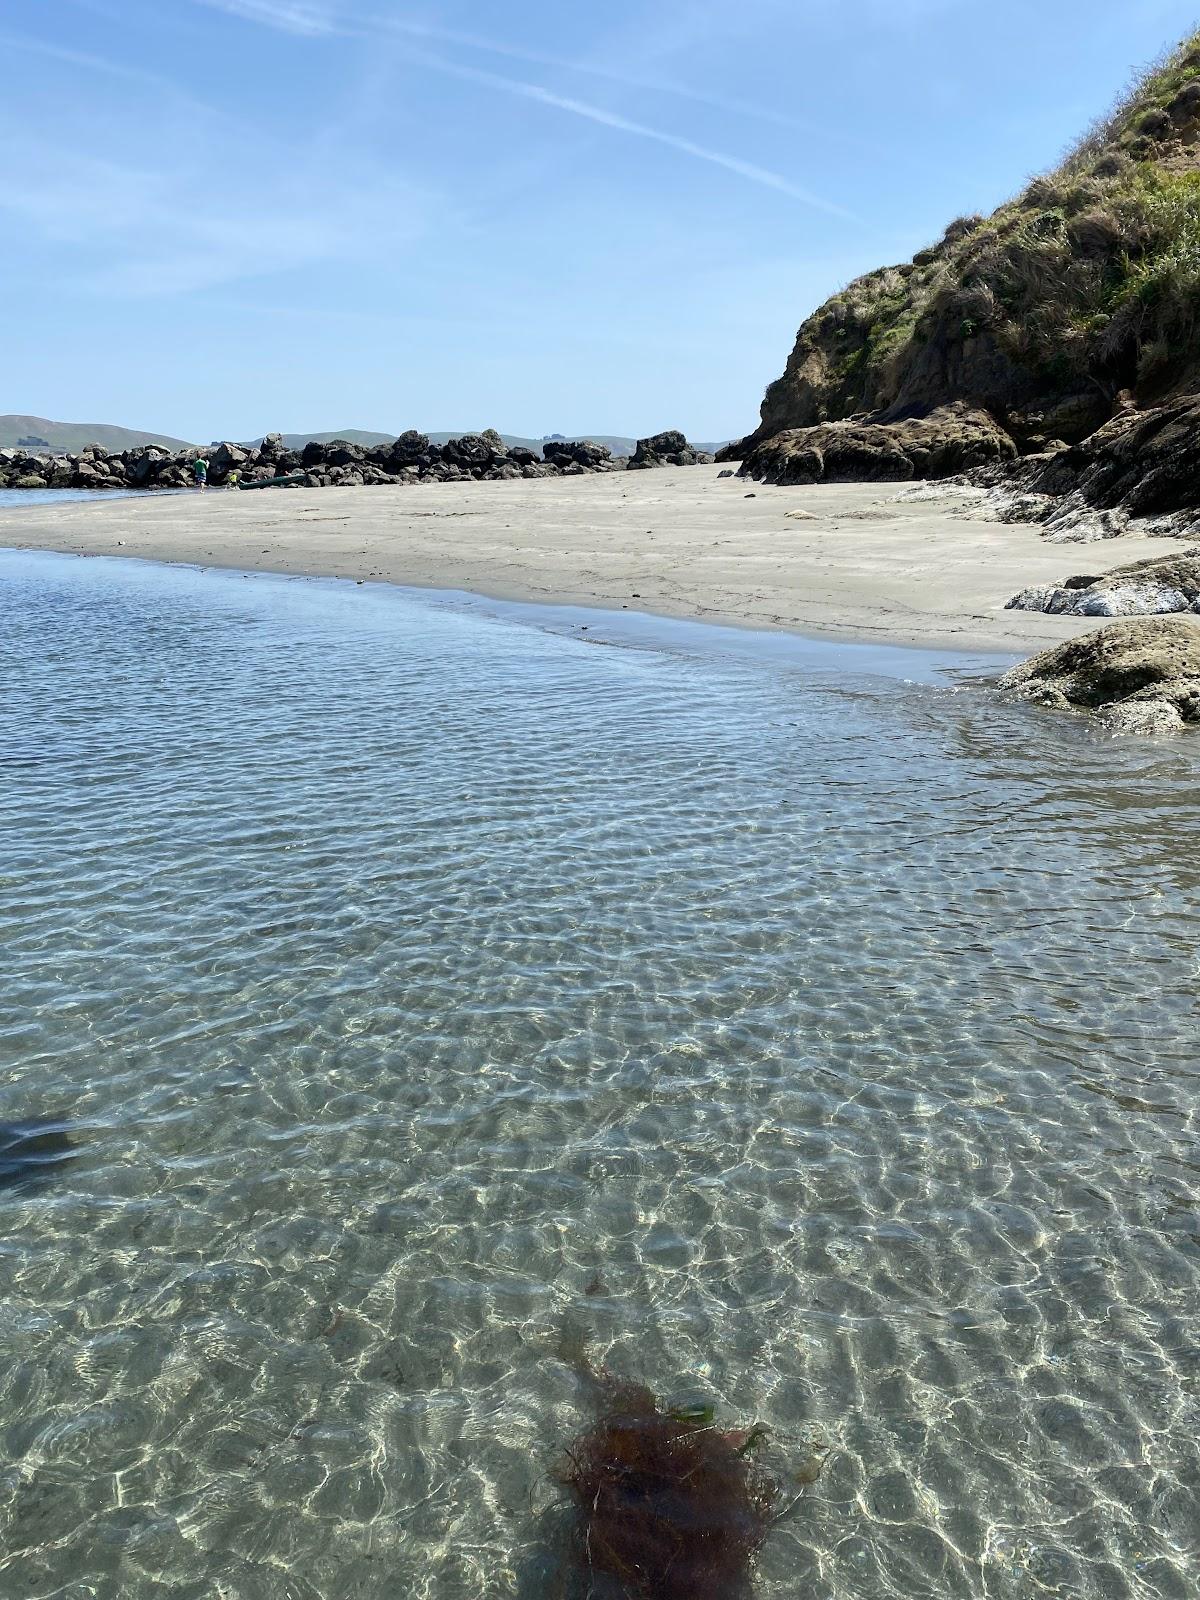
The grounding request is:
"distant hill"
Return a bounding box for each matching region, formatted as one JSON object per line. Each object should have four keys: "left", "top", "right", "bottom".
{"left": 0, "top": 415, "right": 192, "bottom": 453}
{"left": 6, "top": 417, "right": 729, "bottom": 460}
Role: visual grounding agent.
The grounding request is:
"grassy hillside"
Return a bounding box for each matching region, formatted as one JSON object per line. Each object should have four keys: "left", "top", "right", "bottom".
{"left": 0, "top": 415, "right": 192, "bottom": 452}
{"left": 748, "top": 31, "right": 1200, "bottom": 451}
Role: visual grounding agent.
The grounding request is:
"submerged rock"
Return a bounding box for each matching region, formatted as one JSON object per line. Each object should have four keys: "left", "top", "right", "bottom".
{"left": 1000, "top": 615, "right": 1200, "bottom": 734}
{"left": 0, "top": 1120, "right": 76, "bottom": 1189}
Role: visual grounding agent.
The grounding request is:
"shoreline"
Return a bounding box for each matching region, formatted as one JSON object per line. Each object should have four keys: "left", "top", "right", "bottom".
{"left": 0, "top": 465, "right": 1190, "bottom": 654}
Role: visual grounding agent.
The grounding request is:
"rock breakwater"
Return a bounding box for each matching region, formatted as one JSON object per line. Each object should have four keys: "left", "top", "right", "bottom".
{"left": 0, "top": 429, "right": 713, "bottom": 493}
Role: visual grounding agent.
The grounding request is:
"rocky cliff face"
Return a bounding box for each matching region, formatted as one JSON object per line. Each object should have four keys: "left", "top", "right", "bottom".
{"left": 737, "top": 33, "right": 1200, "bottom": 497}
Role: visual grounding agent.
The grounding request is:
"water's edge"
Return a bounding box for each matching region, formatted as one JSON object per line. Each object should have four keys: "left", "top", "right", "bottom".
{"left": 2, "top": 543, "right": 1020, "bottom": 687}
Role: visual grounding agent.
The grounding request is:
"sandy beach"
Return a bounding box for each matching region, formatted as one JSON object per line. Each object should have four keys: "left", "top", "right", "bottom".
{"left": 0, "top": 465, "right": 1186, "bottom": 653}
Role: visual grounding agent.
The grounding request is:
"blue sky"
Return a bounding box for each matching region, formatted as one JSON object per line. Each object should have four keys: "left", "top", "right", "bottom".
{"left": 3, "top": 0, "right": 1198, "bottom": 442}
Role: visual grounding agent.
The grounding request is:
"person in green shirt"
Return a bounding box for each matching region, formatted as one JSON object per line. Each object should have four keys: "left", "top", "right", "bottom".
{"left": 194, "top": 456, "right": 209, "bottom": 490}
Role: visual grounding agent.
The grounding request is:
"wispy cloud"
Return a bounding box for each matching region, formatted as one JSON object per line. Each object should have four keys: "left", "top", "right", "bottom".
{"left": 185, "top": 0, "right": 851, "bottom": 213}
{"left": 355, "top": 12, "right": 818, "bottom": 136}
{"left": 195, "top": 0, "right": 337, "bottom": 35}
{"left": 1, "top": 4, "right": 447, "bottom": 297}
{"left": 0, "top": 29, "right": 225, "bottom": 118}
{"left": 189, "top": 0, "right": 842, "bottom": 139}
{"left": 399, "top": 50, "right": 855, "bottom": 217}
{"left": 0, "top": 147, "right": 413, "bottom": 294}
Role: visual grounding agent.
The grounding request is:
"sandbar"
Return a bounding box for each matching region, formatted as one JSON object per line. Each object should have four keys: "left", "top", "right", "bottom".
{"left": 0, "top": 466, "right": 1186, "bottom": 653}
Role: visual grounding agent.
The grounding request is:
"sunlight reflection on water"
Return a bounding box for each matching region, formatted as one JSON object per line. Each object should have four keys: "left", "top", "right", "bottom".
{"left": 0, "top": 549, "right": 1197, "bottom": 1599}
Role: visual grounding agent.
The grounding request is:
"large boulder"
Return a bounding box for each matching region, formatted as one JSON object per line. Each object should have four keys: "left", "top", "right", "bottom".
{"left": 387, "top": 430, "right": 431, "bottom": 468}
{"left": 126, "top": 446, "right": 170, "bottom": 486}
{"left": 212, "top": 441, "right": 249, "bottom": 474}
{"left": 257, "top": 432, "right": 287, "bottom": 465}
{"left": 323, "top": 439, "right": 365, "bottom": 468}
{"left": 628, "top": 431, "right": 709, "bottom": 470}
{"left": 1000, "top": 615, "right": 1200, "bottom": 734}
{"left": 441, "top": 434, "right": 494, "bottom": 468}
{"left": 740, "top": 403, "right": 1017, "bottom": 485}
{"left": 542, "top": 438, "right": 613, "bottom": 470}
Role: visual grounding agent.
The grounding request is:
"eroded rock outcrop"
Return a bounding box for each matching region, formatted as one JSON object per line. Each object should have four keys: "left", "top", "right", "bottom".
{"left": 739, "top": 403, "right": 1016, "bottom": 486}
{"left": 1000, "top": 615, "right": 1200, "bottom": 734}
{"left": 1008, "top": 547, "right": 1200, "bottom": 617}
{"left": 1017, "top": 396, "right": 1200, "bottom": 521}
{"left": 628, "top": 431, "right": 714, "bottom": 470}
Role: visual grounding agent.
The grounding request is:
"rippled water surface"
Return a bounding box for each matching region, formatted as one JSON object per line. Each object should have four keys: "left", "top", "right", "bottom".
{"left": 1, "top": 549, "right": 1197, "bottom": 1600}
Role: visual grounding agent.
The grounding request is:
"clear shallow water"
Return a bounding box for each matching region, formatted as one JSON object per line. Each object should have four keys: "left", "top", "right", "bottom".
{"left": 0, "top": 549, "right": 1197, "bottom": 1600}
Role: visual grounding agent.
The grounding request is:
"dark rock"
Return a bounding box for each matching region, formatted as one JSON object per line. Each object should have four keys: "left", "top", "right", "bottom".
{"left": 0, "top": 1120, "right": 75, "bottom": 1189}
{"left": 126, "top": 446, "right": 170, "bottom": 486}
{"left": 628, "top": 430, "right": 708, "bottom": 470}
{"left": 324, "top": 440, "right": 365, "bottom": 468}
{"left": 387, "top": 430, "right": 431, "bottom": 467}
{"left": 442, "top": 434, "right": 494, "bottom": 467}
{"left": 1026, "top": 396, "right": 1200, "bottom": 519}
{"left": 542, "top": 439, "right": 613, "bottom": 470}
{"left": 740, "top": 402, "right": 1016, "bottom": 486}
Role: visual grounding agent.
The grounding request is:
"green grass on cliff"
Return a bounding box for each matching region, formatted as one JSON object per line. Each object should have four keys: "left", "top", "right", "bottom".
{"left": 764, "top": 30, "right": 1200, "bottom": 438}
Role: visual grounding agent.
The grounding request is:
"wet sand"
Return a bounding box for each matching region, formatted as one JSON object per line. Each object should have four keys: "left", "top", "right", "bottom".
{"left": 0, "top": 466, "right": 1185, "bottom": 652}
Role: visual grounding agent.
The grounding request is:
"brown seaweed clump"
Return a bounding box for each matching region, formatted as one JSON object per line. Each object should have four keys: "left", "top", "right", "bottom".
{"left": 560, "top": 1373, "right": 777, "bottom": 1600}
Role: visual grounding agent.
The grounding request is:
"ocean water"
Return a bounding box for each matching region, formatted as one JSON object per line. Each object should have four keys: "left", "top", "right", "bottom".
{"left": 0, "top": 489, "right": 153, "bottom": 509}
{"left": 0, "top": 549, "right": 1197, "bottom": 1600}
